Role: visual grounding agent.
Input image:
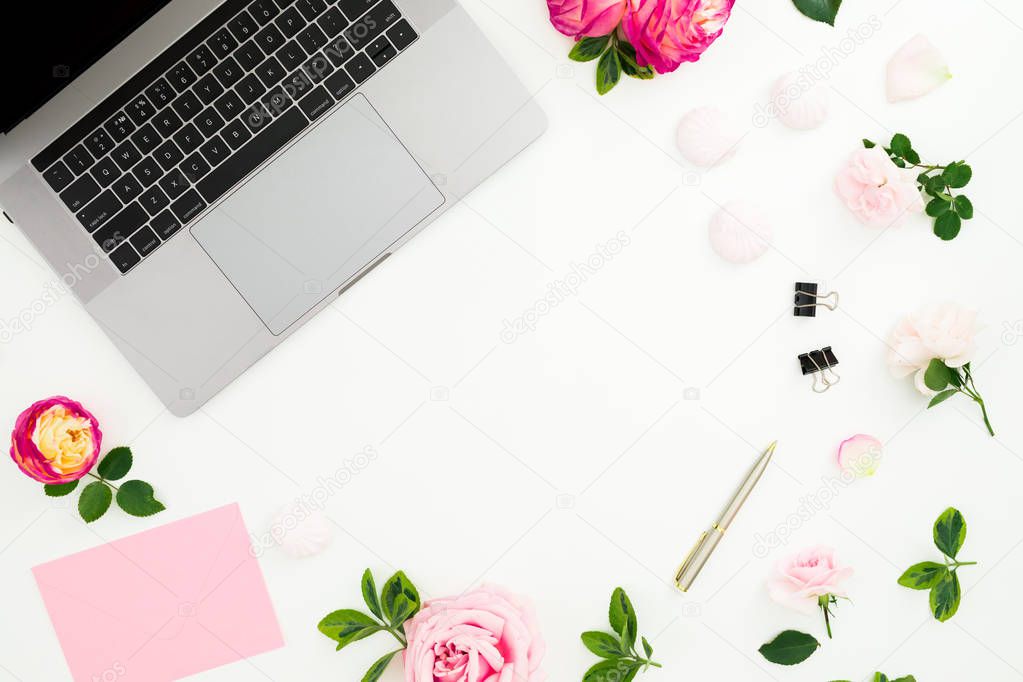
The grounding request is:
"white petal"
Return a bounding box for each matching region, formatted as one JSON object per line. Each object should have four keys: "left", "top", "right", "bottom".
{"left": 887, "top": 34, "right": 952, "bottom": 103}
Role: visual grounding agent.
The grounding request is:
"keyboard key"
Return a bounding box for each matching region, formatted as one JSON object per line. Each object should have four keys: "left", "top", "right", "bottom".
{"left": 109, "top": 243, "right": 141, "bottom": 273}
{"left": 168, "top": 62, "right": 198, "bottom": 92}
{"left": 228, "top": 11, "right": 260, "bottom": 42}
{"left": 43, "top": 161, "right": 74, "bottom": 192}
{"left": 154, "top": 140, "right": 185, "bottom": 170}
{"left": 295, "top": 0, "right": 327, "bottom": 22}
{"left": 261, "top": 86, "right": 293, "bottom": 116}
{"left": 255, "top": 56, "right": 287, "bottom": 87}
{"left": 296, "top": 23, "right": 327, "bottom": 53}
{"left": 194, "top": 74, "right": 225, "bottom": 105}
{"left": 386, "top": 19, "right": 417, "bottom": 51}
{"left": 180, "top": 152, "right": 212, "bottom": 182}
{"left": 133, "top": 157, "right": 164, "bottom": 187}
{"left": 195, "top": 108, "right": 226, "bottom": 136}
{"left": 159, "top": 169, "right": 191, "bottom": 200}
{"left": 153, "top": 109, "right": 184, "bottom": 136}
{"left": 63, "top": 145, "right": 95, "bottom": 175}
{"left": 236, "top": 73, "right": 268, "bottom": 104}
{"left": 111, "top": 174, "right": 144, "bottom": 203}
{"left": 282, "top": 69, "right": 315, "bottom": 101}
{"left": 131, "top": 123, "right": 162, "bottom": 155}
{"left": 94, "top": 203, "right": 147, "bottom": 252}
{"left": 249, "top": 0, "right": 280, "bottom": 25}
{"left": 213, "top": 56, "right": 244, "bottom": 88}
{"left": 90, "top": 157, "right": 122, "bottom": 187}
{"left": 345, "top": 1, "right": 400, "bottom": 50}
{"left": 130, "top": 226, "right": 162, "bottom": 257}
{"left": 235, "top": 40, "right": 265, "bottom": 71}
{"left": 170, "top": 189, "right": 208, "bottom": 224}
{"left": 171, "top": 90, "right": 204, "bottom": 121}
{"left": 303, "top": 52, "right": 334, "bottom": 82}
{"left": 151, "top": 210, "right": 182, "bottom": 240}
{"left": 111, "top": 140, "right": 143, "bottom": 171}
{"left": 145, "top": 78, "right": 175, "bottom": 108}
{"left": 275, "top": 6, "right": 305, "bottom": 37}
{"left": 344, "top": 52, "right": 376, "bottom": 84}
{"left": 243, "top": 103, "right": 273, "bottom": 133}
{"left": 323, "top": 69, "right": 355, "bottom": 99}
{"left": 317, "top": 7, "right": 347, "bottom": 37}
{"left": 337, "top": 0, "right": 376, "bottom": 20}
{"left": 139, "top": 186, "right": 171, "bottom": 215}
{"left": 173, "top": 123, "right": 205, "bottom": 155}
{"left": 84, "top": 128, "right": 115, "bottom": 158}
{"left": 297, "top": 85, "right": 334, "bottom": 120}
{"left": 277, "top": 40, "right": 307, "bottom": 70}
{"left": 323, "top": 35, "right": 354, "bottom": 67}
{"left": 200, "top": 137, "right": 232, "bottom": 166}
{"left": 214, "top": 90, "right": 245, "bottom": 120}
{"left": 186, "top": 44, "right": 218, "bottom": 76}
{"left": 207, "top": 28, "right": 239, "bottom": 59}
{"left": 197, "top": 107, "right": 307, "bottom": 204}
{"left": 125, "top": 94, "right": 157, "bottom": 127}
{"left": 76, "top": 190, "right": 122, "bottom": 232}
{"left": 104, "top": 112, "right": 136, "bottom": 141}
{"left": 222, "top": 119, "right": 253, "bottom": 149}
{"left": 255, "top": 24, "right": 286, "bottom": 53}
{"left": 370, "top": 41, "right": 397, "bottom": 67}
{"left": 60, "top": 174, "right": 102, "bottom": 211}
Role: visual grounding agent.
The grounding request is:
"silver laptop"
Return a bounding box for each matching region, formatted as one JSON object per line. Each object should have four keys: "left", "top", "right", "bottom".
{"left": 0, "top": 0, "right": 545, "bottom": 416}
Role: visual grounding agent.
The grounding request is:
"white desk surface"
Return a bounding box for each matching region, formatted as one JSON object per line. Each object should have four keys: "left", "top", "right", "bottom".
{"left": 3, "top": 0, "right": 1023, "bottom": 680}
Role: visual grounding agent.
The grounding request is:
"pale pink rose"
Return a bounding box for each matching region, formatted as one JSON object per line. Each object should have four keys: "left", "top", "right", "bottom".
{"left": 768, "top": 547, "right": 852, "bottom": 615}
{"left": 888, "top": 303, "right": 980, "bottom": 395}
{"left": 834, "top": 146, "right": 924, "bottom": 228}
{"left": 836, "top": 434, "right": 883, "bottom": 478}
{"left": 621, "top": 0, "right": 735, "bottom": 74}
{"left": 547, "top": 0, "right": 628, "bottom": 38}
{"left": 887, "top": 35, "right": 952, "bottom": 103}
{"left": 404, "top": 585, "right": 545, "bottom": 682}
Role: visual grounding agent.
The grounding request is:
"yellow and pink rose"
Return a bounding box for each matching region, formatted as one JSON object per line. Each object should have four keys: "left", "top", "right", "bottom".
{"left": 10, "top": 397, "right": 102, "bottom": 484}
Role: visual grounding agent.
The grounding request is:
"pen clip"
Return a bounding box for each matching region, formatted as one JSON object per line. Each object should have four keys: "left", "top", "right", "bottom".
{"left": 674, "top": 531, "right": 708, "bottom": 588}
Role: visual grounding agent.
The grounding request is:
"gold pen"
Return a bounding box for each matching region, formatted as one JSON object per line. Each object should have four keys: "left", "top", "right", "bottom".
{"left": 674, "top": 440, "right": 777, "bottom": 592}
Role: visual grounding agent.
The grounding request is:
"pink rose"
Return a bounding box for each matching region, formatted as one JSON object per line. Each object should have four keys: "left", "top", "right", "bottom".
{"left": 834, "top": 147, "right": 924, "bottom": 228}
{"left": 768, "top": 547, "right": 852, "bottom": 615}
{"left": 10, "top": 397, "right": 102, "bottom": 484}
{"left": 404, "top": 585, "right": 546, "bottom": 682}
{"left": 621, "top": 0, "right": 735, "bottom": 74}
{"left": 887, "top": 303, "right": 980, "bottom": 395}
{"left": 547, "top": 0, "right": 628, "bottom": 38}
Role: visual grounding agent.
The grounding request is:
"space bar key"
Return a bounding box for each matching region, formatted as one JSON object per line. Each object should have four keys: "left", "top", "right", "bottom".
{"left": 196, "top": 109, "right": 309, "bottom": 204}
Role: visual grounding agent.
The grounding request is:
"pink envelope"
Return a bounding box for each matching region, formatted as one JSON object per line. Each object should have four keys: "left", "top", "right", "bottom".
{"left": 33, "top": 503, "right": 284, "bottom": 681}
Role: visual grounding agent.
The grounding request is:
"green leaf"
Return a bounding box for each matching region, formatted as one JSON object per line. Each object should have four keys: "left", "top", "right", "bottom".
{"left": 934, "top": 211, "right": 962, "bottom": 240}
{"left": 791, "top": 0, "right": 843, "bottom": 25}
{"left": 904, "top": 148, "right": 921, "bottom": 165}
{"left": 924, "top": 358, "right": 952, "bottom": 391}
{"left": 78, "top": 481, "right": 112, "bottom": 523}
{"left": 362, "top": 650, "right": 400, "bottom": 682}
{"left": 898, "top": 562, "right": 948, "bottom": 590}
{"left": 891, "top": 677, "right": 918, "bottom": 682}
{"left": 943, "top": 163, "right": 972, "bottom": 188}
{"left": 934, "top": 507, "right": 967, "bottom": 559}
{"left": 641, "top": 636, "right": 653, "bottom": 659}
{"left": 608, "top": 588, "right": 637, "bottom": 652}
{"left": 874, "top": 676, "right": 889, "bottom": 682}
{"left": 97, "top": 446, "right": 133, "bottom": 481}
{"left": 617, "top": 41, "right": 654, "bottom": 80}
{"left": 317, "top": 609, "right": 384, "bottom": 649}
{"left": 953, "top": 195, "right": 974, "bottom": 219}
{"left": 381, "top": 571, "right": 420, "bottom": 626}
{"left": 862, "top": 139, "right": 876, "bottom": 148}
{"left": 758, "top": 630, "right": 820, "bottom": 665}
{"left": 595, "top": 47, "right": 622, "bottom": 96}
{"left": 569, "top": 35, "right": 611, "bottom": 63}
{"left": 581, "top": 631, "right": 625, "bottom": 659}
{"left": 925, "top": 175, "right": 948, "bottom": 196}
{"left": 928, "top": 389, "right": 958, "bottom": 408}
{"left": 44, "top": 480, "right": 79, "bottom": 497}
{"left": 583, "top": 659, "right": 640, "bottom": 682}
{"left": 930, "top": 570, "right": 962, "bottom": 621}
{"left": 361, "top": 569, "right": 383, "bottom": 621}
{"left": 890, "top": 133, "right": 912, "bottom": 157}
{"left": 115, "top": 480, "right": 166, "bottom": 517}
{"left": 926, "top": 197, "right": 951, "bottom": 217}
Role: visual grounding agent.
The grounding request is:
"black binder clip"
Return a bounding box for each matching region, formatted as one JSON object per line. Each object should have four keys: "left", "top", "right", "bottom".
{"left": 794, "top": 282, "right": 839, "bottom": 317}
{"left": 799, "top": 347, "right": 840, "bottom": 393}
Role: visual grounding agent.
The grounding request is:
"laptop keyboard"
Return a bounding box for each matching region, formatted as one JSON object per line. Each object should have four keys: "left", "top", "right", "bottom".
{"left": 31, "top": 0, "right": 418, "bottom": 275}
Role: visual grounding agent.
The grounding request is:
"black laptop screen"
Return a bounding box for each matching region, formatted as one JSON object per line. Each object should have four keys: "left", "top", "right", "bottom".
{"left": 2, "top": 0, "right": 174, "bottom": 133}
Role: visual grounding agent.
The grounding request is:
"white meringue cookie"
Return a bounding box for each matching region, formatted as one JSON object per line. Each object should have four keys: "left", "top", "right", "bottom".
{"left": 676, "top": 106, "right": 742, "bottom": 167}
{"left": 772, "top": 71, "right": 830, "bottom": 130}
{"left": 270, "top": 505, "right": 333, "bottom": 558}
{"left": 708, "top": 201, "right": 773, "bottom": 264}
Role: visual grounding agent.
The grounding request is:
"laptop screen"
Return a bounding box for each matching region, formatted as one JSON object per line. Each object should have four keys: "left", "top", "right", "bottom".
{"left": 2, "top": 0, "right": 174, "bottom": 134}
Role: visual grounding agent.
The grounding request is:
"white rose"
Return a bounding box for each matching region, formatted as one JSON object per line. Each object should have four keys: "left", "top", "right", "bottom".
{"left": 888, "top": 303, "right": 980, "bottom": 395}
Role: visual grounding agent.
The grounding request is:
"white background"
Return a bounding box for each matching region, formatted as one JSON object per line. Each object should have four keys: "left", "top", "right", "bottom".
{"left": 3, "top": 0, "right": 1023, "bottom": 680}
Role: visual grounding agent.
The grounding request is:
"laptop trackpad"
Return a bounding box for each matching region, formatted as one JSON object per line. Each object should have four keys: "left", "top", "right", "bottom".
{"left": 191, "top": 94, "right": 444, "bottom": 334}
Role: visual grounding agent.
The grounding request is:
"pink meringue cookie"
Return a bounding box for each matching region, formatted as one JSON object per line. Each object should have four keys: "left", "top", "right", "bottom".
{"left": 708, "top": 201, "right": 773, "bottom": 264}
